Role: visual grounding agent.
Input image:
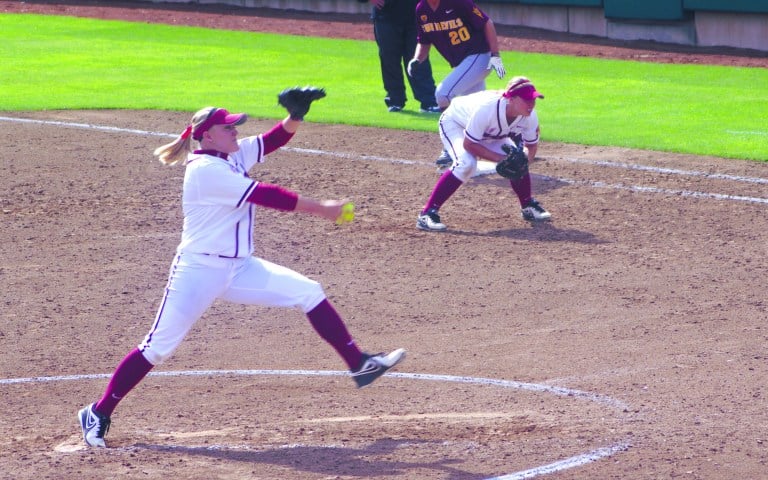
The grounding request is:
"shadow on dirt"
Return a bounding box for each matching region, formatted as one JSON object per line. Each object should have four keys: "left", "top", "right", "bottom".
{"left": 468, "top": 173, "right": 570, "bottom": 198}
{"left": 445, "top": 222, "right": 608, "bottom": 244}
{"left": 135, "top": 439, "right": 491, "bottom": 479}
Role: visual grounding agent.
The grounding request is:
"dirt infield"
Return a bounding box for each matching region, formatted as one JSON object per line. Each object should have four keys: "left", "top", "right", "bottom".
{"left": 1, "top": 3, "right": 767, "bottom": 479}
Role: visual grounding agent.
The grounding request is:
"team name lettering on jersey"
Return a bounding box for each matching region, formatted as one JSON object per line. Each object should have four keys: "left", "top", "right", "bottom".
{"left": 421, "top": 17, "right": 464, "bottom": 33}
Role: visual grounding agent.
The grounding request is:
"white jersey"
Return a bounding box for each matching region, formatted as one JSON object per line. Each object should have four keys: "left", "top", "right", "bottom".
{"left": 176, "top": 135, "right": 266, "bottom": 258}
{"left": 443, "top": 90, "right": 540, "bottom": 146}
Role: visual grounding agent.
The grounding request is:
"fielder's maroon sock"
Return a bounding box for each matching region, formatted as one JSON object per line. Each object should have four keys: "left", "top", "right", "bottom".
{"left": 509, "top": 173, "right": 532, "bottom": 206}
{"left": 423, "top": 170, "right": 463, "bottom": 213}
{"left": 307, "top": 299, "right": 363, "bottom": 370}
{"left": 94, "top": 348, "right": 154, "bottom": 417}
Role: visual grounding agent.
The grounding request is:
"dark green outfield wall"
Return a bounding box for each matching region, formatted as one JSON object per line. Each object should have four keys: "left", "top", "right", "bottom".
{"left": 481, "top": 0, "right": 768, "bottom": 19}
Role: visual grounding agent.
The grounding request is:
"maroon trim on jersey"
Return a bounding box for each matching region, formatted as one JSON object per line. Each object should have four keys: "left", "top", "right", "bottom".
{"left": 237, "top": 181, "right": 258, "bottom": 209}
{"left": 233, "top": 219, "right": 242, "bottom": 257}
{"left": 480, "top": 98, "right": 515, "bottom": 140}
{"left": 247, "top": 203, "right": 253, "bottom": 255}
{"left": 494, "top": 98, "right": 504, "bottom": 133}
{"left": 193, "top": 149, "right": 228, "bottom": 160}
{"left": 246, "top": 182, "right": 299, "bottom": 211}
{"left": 439, "top": 119, "right": 461, "bottom": 159}
{"left": 262, "top": 121, "right": 295, "bottom": 155}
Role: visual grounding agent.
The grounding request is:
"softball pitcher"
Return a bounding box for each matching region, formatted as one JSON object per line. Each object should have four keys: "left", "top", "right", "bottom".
{"left": 78, "top": 89, "right": 405, "bottom": 448}
{"left": 407, "top": 0, "right": 506, "bottom": 167}
{"left": 417, "top": 76, "right": 551, "bottom": 232}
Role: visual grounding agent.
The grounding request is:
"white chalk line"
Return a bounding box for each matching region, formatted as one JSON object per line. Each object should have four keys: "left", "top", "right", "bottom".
{"left": 0, "top": 116, "right": 175, "bottom": 138}
{"left": 554, "top": 157, "right": 768, "bottom": 185}
{"left": 2, "top": 115, "right": 767, "bottom": 205}
{"left": 487, "top": 443, "right": 630, "bottom": 480}
{"left": 541, "top": 175, "right": 768, "bottom": 204}
{"left": 2, "top": 369, "right": 630, "bottom": 478}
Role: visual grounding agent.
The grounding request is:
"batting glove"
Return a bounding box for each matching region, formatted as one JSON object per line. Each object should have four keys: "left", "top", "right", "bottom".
{"left": 488, "top": 55, "right": 506, "bottom": 79}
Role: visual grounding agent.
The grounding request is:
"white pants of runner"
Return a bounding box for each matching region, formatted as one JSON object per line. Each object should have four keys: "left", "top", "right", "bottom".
{"left": 439, "top": 116, "right": 519, "bottom": 182}
{"left": 435, "top": 52, "right": 492, "bottom": 108}
{"left": 138, "top": 252, "right": 326, "bottom": 365}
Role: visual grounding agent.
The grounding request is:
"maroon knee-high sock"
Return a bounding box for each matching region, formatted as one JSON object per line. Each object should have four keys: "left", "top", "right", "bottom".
{"left": 423, "top": 170, "right": 463, "bottom": 213}
{"left": 94, "top": 348, "right": 154, "bottom": 417}
{"left": 509, "top": 172, "right": 532, "bottom": 206}
{"left": 307, "top": 299, "right": 363, "bottom": 370}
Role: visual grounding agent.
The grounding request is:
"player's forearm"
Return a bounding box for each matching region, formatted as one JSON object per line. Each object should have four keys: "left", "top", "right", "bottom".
{"left": 262, "top": 119, "right": 297, "bottom": 155}
{"left": 485, "top": 20, "right": 500, "bottom": 56}
{"left": 295, "top": 197, "right": 346, "bottom": 222}
{"left": 247, "top": 186, "right": 342, "bottom": 222}
{"left": 464, "top": 139, "right": 504, "bottom": 162}
{"left": 247, "top": 183, "right": 299, "bottom": 210}
{"left": 413, "top": 43, "right": 429, "bottom": 62}
{"left": 525, "top": 143, "right": 538, "bottom": 161}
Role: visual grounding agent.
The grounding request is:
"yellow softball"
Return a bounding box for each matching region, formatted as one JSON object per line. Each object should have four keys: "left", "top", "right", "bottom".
{"left": 335, "top": 202, "right": 355, "bottom": 225}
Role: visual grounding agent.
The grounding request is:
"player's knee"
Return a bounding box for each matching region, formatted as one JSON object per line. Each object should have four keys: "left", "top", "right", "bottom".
{"left": 300, "top": 281, "right": 327, "bottom": 312}
{"left": 435, "top": 88, "right": 451, "bottom": 108}
{"left": 137, "top": 344, "right": 171, "bottom": 366}
{"left": 452, "top": 158, "right": 477, "bottom": 182}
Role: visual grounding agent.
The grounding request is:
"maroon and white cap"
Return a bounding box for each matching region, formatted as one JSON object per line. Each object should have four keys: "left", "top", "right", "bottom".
{"left": 502, "top": 77, "right": 544, "bottom": 101}
{"left": 191, "top": 108, "right": 247, "bottom": 140}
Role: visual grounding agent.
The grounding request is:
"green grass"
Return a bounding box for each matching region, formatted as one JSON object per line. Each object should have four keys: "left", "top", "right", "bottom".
{"left": 3, "top": 13, "right": 767, "bottom": 161}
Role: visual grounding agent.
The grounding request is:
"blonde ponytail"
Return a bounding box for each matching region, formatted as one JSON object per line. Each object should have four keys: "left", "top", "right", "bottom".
{"left": 153, "top": 107, "right": 217, "bottom": 166}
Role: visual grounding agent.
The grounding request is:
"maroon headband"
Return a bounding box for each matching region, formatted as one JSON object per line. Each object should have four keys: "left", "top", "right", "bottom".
{"left": 503, "top": 79, "right": 544, "bottom": 101}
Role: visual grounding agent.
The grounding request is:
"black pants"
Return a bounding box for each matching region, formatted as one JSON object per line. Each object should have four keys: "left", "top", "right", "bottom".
{"left": 374, "top": 19, "right": 437, "bottom": 109}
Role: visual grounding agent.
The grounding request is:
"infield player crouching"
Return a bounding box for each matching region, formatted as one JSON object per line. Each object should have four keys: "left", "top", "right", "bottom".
{"left": 416, "top": 76, "right": 551, "bottom": 232}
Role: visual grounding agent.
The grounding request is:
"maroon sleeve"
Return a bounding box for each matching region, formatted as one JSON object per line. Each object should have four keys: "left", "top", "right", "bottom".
{"left": 262, "top": 121, "right": 295, "bottom": 155}
{"left": 246, "top": 182, "right": 299, "bottom": 211}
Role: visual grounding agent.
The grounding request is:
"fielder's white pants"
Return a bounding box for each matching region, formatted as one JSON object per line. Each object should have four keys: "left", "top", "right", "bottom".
{"left": 439, "top": 117, "right": 516, "bottom": 182}
{"left": 138, "top": 252, "right": 326, "bottom": 365}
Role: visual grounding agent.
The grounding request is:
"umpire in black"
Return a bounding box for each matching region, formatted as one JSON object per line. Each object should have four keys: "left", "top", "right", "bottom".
{"left": 360, "top": 0, "right": 440, "bottom": 113}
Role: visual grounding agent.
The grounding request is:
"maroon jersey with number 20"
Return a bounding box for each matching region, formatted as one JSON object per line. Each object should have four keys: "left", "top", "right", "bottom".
{"left": 414, "top": 0, "right": 491, "bottom": 67}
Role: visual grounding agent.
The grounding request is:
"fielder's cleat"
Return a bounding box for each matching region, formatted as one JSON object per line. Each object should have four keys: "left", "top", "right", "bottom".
{"left": 78, "top": 403, "right": 111, "bottom": 448}
{"left": 521, "top": 198, "right": 551, "bottom": 222}
{"left": 435, "top": 149, "right": 452, "bottom": 171}
{"left": 417, "top": 208, "right": 447, "bottom": 231}
{"left": 420, "top": 105, "right": 442, "bottom": 114}
{"left": 351, "top": 348, "right": 406, "bottom": 388}
{"left": 387, "top": 105, "right": 404, "bottom": 113}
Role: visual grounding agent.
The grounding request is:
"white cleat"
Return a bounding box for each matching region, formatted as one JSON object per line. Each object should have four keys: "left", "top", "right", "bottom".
{"left": 78, "top": 403, "right": 111, "bottom": 448}
{"left": 417, "top": 209, "right": 447, "bottom": 231}
{"left": 521, "top": 198, "right": 551, "bottom": 222}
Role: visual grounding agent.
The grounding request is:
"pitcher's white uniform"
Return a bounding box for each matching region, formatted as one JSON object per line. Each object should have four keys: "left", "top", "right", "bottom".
{"left": 79, "top": 104, "right": 407, "bottom": 450}
{"left": 139, "top": 136, "right": 324, "bottom": 365}
{"left": 439, "top": 89, "right": 540, "bottom": 182}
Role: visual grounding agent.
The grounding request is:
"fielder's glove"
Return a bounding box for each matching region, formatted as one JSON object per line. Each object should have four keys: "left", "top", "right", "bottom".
{"left": 487, "top": 55, "right": 506, "bottom": 79}
{"left": 407, "top": 58, "right": 421, "bottom": 77}
{"left": 496, "top": 142, "right": 529, "bottom": 180}
{"left": 277, "top": 86, "right": 326, "bottom": 121}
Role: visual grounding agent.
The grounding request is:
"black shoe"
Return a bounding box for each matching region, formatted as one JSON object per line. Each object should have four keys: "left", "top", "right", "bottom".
{"left": 351, "top": 348, "right": 406, "bottom": 388}
{"left": 420, "top": 105, "right": 442, "bottom": 114}
{"left": 388, "top": 105, "right": 403, "bottom": 113}
{"left": 435, "top": 149, "right": 452, "bottom": 170}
